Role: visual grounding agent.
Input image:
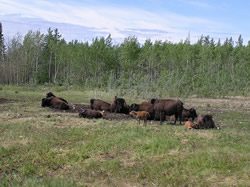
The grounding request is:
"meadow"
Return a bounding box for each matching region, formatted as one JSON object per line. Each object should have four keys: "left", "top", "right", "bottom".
{"left": 0, "top": 85, "right": 250, "bottom": 186}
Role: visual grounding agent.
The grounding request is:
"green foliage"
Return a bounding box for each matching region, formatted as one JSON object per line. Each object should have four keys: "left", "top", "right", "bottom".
{"left": 1, "top": 27, "right": 250, "bottom": 97}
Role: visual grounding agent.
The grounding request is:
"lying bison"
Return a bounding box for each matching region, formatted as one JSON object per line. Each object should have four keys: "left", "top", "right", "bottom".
{"left": 184, "top": 120, "right": 194, "bottom": 129}
{"left": 41, "top": 92, "right": 70, "bottom": 110}
{"left": 46, "top": 92, "right": 68, "bottom": 104}
{"left": 111, "top": 96, "right": 129, "bottom": 114}
{"left": 151, "top": 99, "right": 184, "bottom": 124}
{"left": 130, "top": 101, "right": 154, "bottom": 120}
{"left": 79, "top": 108, "right": 104, "bottom": 119}
{"left": 90, "top": 99, "right": 111, "bottom": 111}
{"left": 193, "top": 114, "right": 218, "bottom": 129}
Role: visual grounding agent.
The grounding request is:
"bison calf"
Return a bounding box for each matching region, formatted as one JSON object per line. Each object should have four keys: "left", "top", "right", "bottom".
{"left": 129, "top": 111, "right": 150, "bottom": 126}
{"left": 184, "top": 120, "right": 194, "bottom": 129}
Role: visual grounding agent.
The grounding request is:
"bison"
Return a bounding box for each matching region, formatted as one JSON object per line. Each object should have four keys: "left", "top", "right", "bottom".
{"left": 151, "top": 99, "right": 184, "bottom": 124}
{"left": 182, "top": 107, "right": 198, "bottom": 121}
{"left": 46, "top": 92, "right": 68, "bottom": 104}
{"left": 184, "top": 120, "right": 194, "bottom": 129}
{"left": 41, "top": 96, "right": 70, "bottom": 110}
{"left": 130, "top": 101, "right": 154, "bottom": 120}
{"left": 79, "top": 108, "right": 104, "bottom": 119}
{"left": 111, "top": 96, "right": 129, "bottom": 114}
{"left": 90, "top": 99, "right": 111, "bottom": 111}
{"left": 165, "top": 107, "right": 198, "bottom": 122}
{"left": 129, "top": 111, "right": 150, "bottom": 126}
{"left": 193, "top": 114, "right": 217, "bottom": 129}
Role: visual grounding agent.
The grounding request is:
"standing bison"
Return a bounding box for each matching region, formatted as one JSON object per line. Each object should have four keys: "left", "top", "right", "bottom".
{"left": 151, "top": 99, "right": 184, "bottom": 124}
{"left": 41, "top": 92, "right": 70, "bottom": 110}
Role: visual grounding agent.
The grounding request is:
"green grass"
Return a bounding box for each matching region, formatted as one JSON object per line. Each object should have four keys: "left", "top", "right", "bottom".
{"left": 0, "top": 86, "right": 250, "bottom": 186}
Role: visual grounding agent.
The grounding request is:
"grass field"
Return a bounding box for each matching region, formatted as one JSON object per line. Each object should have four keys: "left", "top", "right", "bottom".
{"left": 0, "top": 86, "right": 250, "bottom": 186}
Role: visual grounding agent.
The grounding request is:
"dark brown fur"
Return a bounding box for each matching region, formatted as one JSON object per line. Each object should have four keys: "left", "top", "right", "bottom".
{"left": 46, "top": 92, "right": 68, "bottom": 104}
{"left": 90, "top": 99, "right": 111, "bottom": 111}
{"left": 41, "top": 96, "right": 70, "bottom": 110}
{"left": 194, "top": 114, "right": 216, "bottom": 129}
{"left": 130, "top": 101, "right": 154, "bottom": 120}
{"left": 79, "top": 108, "right": 103, "bottom": 119}
{"left": 110, "top": 96, "right": 129, "bottom": 114}
{"left": 152, "top": 99, "right": 184, "bottom": 124}
{"left": 182, "top": 107, "right": 198, "bottom": 121}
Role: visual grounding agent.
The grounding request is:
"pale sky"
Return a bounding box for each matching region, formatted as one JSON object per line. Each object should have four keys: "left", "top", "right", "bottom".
{"left": 0, "top": 0, "right": 249, "bottom": 43}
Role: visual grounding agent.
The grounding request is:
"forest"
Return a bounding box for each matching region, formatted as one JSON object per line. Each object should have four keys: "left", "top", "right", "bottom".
{"left": 0, "top": 23, "right": 249, "bottom": 97}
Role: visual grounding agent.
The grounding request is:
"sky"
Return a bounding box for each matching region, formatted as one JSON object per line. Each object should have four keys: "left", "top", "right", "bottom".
{"left": 0, "top": 0, "right": 249, "bottom": 44}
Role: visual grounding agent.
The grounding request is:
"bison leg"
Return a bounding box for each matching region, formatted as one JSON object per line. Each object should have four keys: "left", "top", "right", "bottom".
{"left": 174, "top": 113, "right": 182, "bottom": 125}
{"left": 160, "top": 111, "right": 165, "bottom": 125}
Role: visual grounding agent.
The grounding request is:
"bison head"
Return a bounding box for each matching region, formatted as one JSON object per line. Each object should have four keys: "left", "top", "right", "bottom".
{"left": 46, "top": 92, "right": 55, "bottom": 98}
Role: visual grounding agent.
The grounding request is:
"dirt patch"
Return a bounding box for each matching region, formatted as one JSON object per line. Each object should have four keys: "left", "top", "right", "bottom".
{"left": 102, "top": 112, "right": 132, "bottom": 121}
{"left": 48, "top": 104, "right": 133, "bottom": 121}
{"left": 0, "top": 98, "right": 15, "bottom": 104}
{"left": 41, "top": 97, "right": 250, "bottom": 123}
{"left": 49, "top": 103, "right": 91, "bottom": 113}
{"left": 71, "top": 103, "right": 91, "bottom": 112}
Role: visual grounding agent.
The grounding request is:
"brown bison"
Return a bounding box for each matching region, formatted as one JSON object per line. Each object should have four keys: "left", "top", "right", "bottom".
{"left": 90, "top": 99, "right": 111, "bottom": 111}
{"left": 151, "top": 99, "right": 184, "bottom": 124}
{"left": 193, "top": 114, "right": 217, "bottom": 129}
{"left": 46, "top": 92, "right": 68, "bottom": 104}
{"left": 166, "top": 107, "right": 198, "bottom": 122}
{"left": 111, "top": 96, "right": 129, "bottom": 114}
{"left": 41, "top": 92, "right": 70, "bottom": 110}
{"left": 130, "top": 101, "right": 154, "bottom": 120}
{"left": 129, "top": 111, "right": 150, "bottom": 126}
{"left": 79, "top": 108, "right": 104, "bottom": 119}
{"left": 182, "top": 107, "right": 198, "bottom": 121}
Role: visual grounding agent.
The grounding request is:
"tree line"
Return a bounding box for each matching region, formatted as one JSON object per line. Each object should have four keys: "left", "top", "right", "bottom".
{"left": 0, "top": 24, "right": 249, "bottom": 97}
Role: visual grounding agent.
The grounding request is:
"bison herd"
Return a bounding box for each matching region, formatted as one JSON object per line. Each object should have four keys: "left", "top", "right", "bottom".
{"left": 41, "top": 92, "right": 219, "bottom": 129}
